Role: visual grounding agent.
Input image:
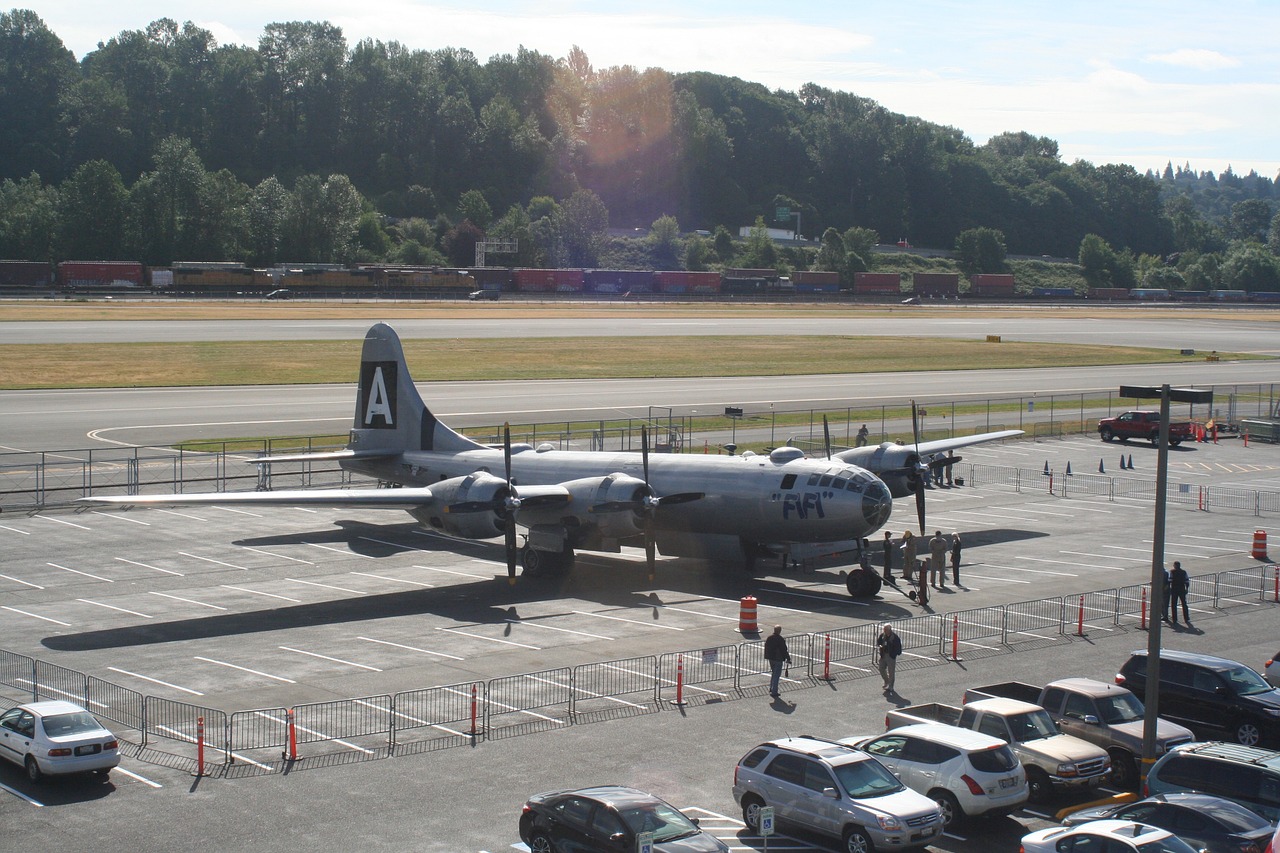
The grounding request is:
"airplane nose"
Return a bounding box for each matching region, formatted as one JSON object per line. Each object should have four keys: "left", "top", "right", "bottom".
{"left": 862, "top": 479, "right": 893, "bottom": 529}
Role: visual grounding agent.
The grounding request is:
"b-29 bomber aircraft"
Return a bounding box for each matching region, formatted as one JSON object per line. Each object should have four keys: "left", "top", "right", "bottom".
{"left": 84, "top": 323, "right": 1020, "bottom": 598}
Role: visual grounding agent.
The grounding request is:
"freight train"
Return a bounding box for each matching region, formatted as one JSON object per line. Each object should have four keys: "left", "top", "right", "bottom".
{"left": 0, "top": 260, "right": 1275, "bottom": 303}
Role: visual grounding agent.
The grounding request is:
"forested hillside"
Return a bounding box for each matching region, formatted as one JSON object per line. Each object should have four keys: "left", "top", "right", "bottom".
{"left": 2, "top": 10, "right": 1279, "bottom": 291}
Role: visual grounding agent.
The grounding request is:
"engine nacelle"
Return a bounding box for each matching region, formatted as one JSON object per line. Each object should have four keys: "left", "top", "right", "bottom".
{"left": 835, "top": 443, "right": 920, "bottom": 497}
{"left": 410, "top": 472, "right": 507, "bottom": 539}
{"left": 518, "top": 473, "right": 649, "bottom": 538}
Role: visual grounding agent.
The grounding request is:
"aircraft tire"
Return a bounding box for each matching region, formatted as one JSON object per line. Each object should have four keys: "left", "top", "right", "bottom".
{"left": 846, "top": 570, "right": 882, "bottom": 599}
{"left": 520, "top": 546, "right": 544, "bottom": 577}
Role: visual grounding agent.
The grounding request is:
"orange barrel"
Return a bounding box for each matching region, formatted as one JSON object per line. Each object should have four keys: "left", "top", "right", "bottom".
{"left": 738, "top": 596, "right": 758, "bottom": 633}
{"left": 1253, "top": 530, "right": 1268, "bottom": 559}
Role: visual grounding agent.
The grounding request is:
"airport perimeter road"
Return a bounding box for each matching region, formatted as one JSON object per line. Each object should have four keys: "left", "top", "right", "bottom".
{"left": 1, "top": 606, "right": 1274, "bottom": 853}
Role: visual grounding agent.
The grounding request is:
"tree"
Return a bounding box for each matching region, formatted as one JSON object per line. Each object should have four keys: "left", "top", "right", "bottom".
{"left": 954, "top": 227, "right": 1007, "bottom": 274}
{"left": 444, "top": 220, "right": 484, "bottom": 267}
{"left": 457, "top": 189, "right": 493, "bottom": 230}
{"left": 247, "top": 177, "right": 288, "bottom": 266}
{"left": 713, "top": 225, "right": 734, "bottom": 263}
{"left": 0, "top": 173, "right": 58, "bottom": 261}
{"left": 57, "top": 160, "right": 128, "bottom": 260}
{"left": 841, "top": 226, "right": 879, "bottom": 260}
{"left": 557, "top": 188, "right": 608, "bottom": 267}
{"left": 1229, "top": 199, "right": 1273, "bottom": 242}
{"left": 742, "top": 216, "right": 777, "bottom": 269}
{"left": 1078, "top": 233, "right": 1116, "bottom": 287}
{"left": 127, "top": 136, "right": 208, "bottom": 263}
{"left": 1220, "top": 243, "right": 1280, "bottom": 292}
{"left": 0, "top": 10, "right": 76, "bottom": 181}
{"left": 684, "top": 235, "right": 712, "bottom": 271}
{"left": 815, "top": 228, "right": 845, "bottom": 272}
{"left": 648, "top": 214, "right": 681, "bottom": 268}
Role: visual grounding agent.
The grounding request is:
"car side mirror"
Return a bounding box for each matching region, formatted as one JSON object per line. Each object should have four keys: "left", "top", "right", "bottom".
{"left": 1083, "top": 714, "right": 1100, "bottom": 725}
{"left": 823, "top": 786, "right": 840, "bottom": 799}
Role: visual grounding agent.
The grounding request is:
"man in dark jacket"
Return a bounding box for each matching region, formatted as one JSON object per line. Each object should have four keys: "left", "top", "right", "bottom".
{"left": 1169, "top": 561, "right": 1191, "bottom": 624}
{"left": 876, "top": 623, "right": 903, "bottom": 693}
{"left": 763, "top": 625, "right": 791, "bottom": 698}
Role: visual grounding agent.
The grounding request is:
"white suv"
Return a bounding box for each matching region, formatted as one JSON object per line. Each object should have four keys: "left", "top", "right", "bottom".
{"left": 733, "top": 736, "right": 944, "bottom": 853}
{"left": 843, "top": 723, "right": 1028, "bottom": 826}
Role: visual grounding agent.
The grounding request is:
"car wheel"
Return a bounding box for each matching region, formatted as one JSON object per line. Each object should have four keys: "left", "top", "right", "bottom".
{"left": 1108, "top": 750, "right": 1138, "bottom": 790}
{"left": 930, "top": 790, "right": 962, "bottom": 827}
{"left": 1026, "top": 767, "right": 1052, "bottom": 802}
{"left": 25, "top": 756, "right": 42, "bottom": 782}
{"left": 528, "top": 831, "right": 555, "bottom": 853}
{"left": 1100, "top": 428, "right": 1114, "bottom": 442}
{"left": 842, "top": 826, "right": 874, "bottom": 853}
{"left": 1234, "top": 720, "right": 1262, "bottom": 746}
{"left": 741, "top": 795, "right": 764, "bottom": 832}
{"left": 1169, "top": 439, "right": 1181, "bottom": 447}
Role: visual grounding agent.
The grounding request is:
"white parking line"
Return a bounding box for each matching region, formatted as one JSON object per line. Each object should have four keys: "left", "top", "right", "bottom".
{"left": 179, "top": 552, "right": 249, "bottom": 570}
{"left": 0, "top": 574, "right": 43, "bottom": 589}
{"left": 107, "top": 667, "right": 204, "bottom": 696}
{"left": 239, "top": 545, "right": 313, "bottom": 565}
{"left": 504, "top": 618, "right": 612, "bottom": 640}
{"left": 220, "top": 585, "right": 302, "bottom": 603}
{"left": 1059, "top": 551, "right": 1148, "bottom": 563}
{"left": 358, "top": 636, "right": 465, "bottom": 661}
{"left": 116, "top": 557, "right": 184, "bottom": 576}
{"left": 0, "top": 606, "right": 71, "bottom": 626}
{"left": 286, "top": 577, "right": 367, "bottom": 595}
{"left": 112, "top": 766, "right": 162, "bottom": 788}
{"left": 76, "top": 598, "right": 153, "bottom": 619}
{"left": 149, "top": 591, "right": 228, "bottom": 611}
{"left": 279, "top": 646, "right": 382, "bottom": 671}
{"left": 572, "top": 609, "right": 684, "bottom": 630}
{"left": 305, "top": 541, "right": 374, "bottom": 558}
{"left": 350, "top": 571, "right": 434, "bottom": 588}
{"left": 413, "top": 563, "right": 491, "bottom": 580}
{"left": 194, "top": 656, "right": 296, "bottom": 683}
{"left": 438, "top": 626, "right": 541, "bottom": 650}
{"left": 0, "top": 780, "right": 43, "bottom": 806}
{"left": 48, "top": 562, "right": 114, "bottom": 582}
{"left": 89, "top": 510, "right": 150, "bottom": 525}
{"left": 155, "top": 508, "right": 207, "bottom": 521}
{"left": 0, "top": 524, "right": 30, "bottom": 535}
{"left": 982, "top": 562, "right": 1078, "bottom": 577}
{"left": 36, "top": 515, "right": 91, "bottom": 530}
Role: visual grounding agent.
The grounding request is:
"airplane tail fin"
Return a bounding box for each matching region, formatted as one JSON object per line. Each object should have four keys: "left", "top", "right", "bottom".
{"left": 348, "top": 323, "right": 485, "bottom": 454}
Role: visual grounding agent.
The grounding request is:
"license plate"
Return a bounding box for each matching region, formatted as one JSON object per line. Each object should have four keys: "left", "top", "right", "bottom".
{"left": 998, "top": 777, "right": 1018, "bottom": 789}
{"left": 75, "top": 744, "right": 101, "bottom": 756}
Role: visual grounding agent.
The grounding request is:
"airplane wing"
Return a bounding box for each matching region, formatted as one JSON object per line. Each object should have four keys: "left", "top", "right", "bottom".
{"left": 81, "top": 486, "right": 438, "bottom": 509}
{"left": 909, "top": 429, "right": 1024, "bottom": 456}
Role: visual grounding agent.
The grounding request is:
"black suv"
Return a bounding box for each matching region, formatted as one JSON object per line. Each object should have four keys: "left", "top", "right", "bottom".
{"left": 1146, "top": 742, "right": 1280, "bottom": 824}
{"left": 1116, "top": 650, "right": 1280, "bottom": 748}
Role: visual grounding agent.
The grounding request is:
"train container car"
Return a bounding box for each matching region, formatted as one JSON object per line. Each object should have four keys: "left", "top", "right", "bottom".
{"left": 1209, "top": 289, "right": 1248, "bottom": 302}
{"left": 584, "top": 269, "right": 655, "bottom": 294}
{"left": 654, "top": 270, "right": 720, "bottom": 294}
{"left": 912, "top": 272, "right": 959, "bottom": 298}
{"left": 1250, "top": 291, "right": 1280, "bottom": 302}
{"left": 792, "top": 270, "right": 840, "bottom": 293}
{"left": 512, "top": 268, "right": 584, "bottom": 293}
{"left": 1130, "top": 287, "right": 1171, "bottom": 301}
{"left": 57, "top": 260, "right": 145, "bottom": 289}
{"left": 280, "top": 267, "right": 378, "bottom": 289}
{"left": 721, "top": 276, "right": 770, "bottom": 295}
{"left": 172, "top": 265, "right": 255, "bottom": 290}
{"left": 0, "top": 260, "right": 53, "bottom": 287}
{"left": 1087, "top": 287, "right": 1130, "bottom": 300}
{"left": 1031, "top": 286, "right": 1077, "bottom": 298}
{"left": 1172, "top": 290, "right": 1207, "bottom": 302}
{"left": 463, "top": 267, "right": 514, "bottom": 290}
{"left": 150, "top": 269, "right": 173, "bottom": 290}
{"left": 852, "top": 272, "right": 902, "bottom": 295}
{"left": 969, "top": 273, "right": 1015, "bottom": 297}
{"left": 724, "top": 268, "right": 778, "bottom": 280}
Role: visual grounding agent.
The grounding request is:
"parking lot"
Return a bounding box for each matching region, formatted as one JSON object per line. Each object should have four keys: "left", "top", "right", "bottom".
{"left": 1, "top": 431, "right": 1278, "bottom": 850}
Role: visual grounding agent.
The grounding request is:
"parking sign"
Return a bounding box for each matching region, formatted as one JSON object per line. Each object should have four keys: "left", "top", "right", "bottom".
{"left": 636, "top": 830, "right": 654, "bottom": 853}
{"left": 759, "top": 806, "right": 775, "bottom": 836}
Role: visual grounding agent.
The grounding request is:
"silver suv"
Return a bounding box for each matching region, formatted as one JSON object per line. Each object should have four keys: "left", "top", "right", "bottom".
{"left": 733, "top": 736, "right": 944, "bottom": 853}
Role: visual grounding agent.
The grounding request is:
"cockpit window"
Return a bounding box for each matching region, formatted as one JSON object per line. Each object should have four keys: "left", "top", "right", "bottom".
{"left": 832, "top": 477, "right": 847, "bottom": 490}
{"left": 780, "top": 474, "right": 797, "bottom": 489}
{"left": 846, "top": 479, "right": 864, "bottom": 493}
{"left": 808, "top": 473, "right": 821, "bottom": 486}
{"left": 818, "top": 474, "right": 833, "bottom": 487}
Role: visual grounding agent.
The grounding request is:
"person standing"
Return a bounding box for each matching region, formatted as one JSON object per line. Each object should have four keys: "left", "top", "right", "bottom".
{"left": 1169, "top": 561, "right": 1191, "bottom": 624}
{"left": 856, "top": 424, "right": 870, "bottom": 447}
{"left": 928, "top": 530, "right": 947, "bottom": 587}
{"left": 882, "top": 530, "right": 895, "bottom": 581}
{"left": 1161, "top": 565, "right": 1173, "bottom": 623}
{"left": 763, "top": 625, "right": 791, "bottom": 698}
{"left": 950, "top": 532, "right": 963, "bottom": 585}
{"left": 876, "top": 623, "right": 902, "bottom": 693}
{"left": 900, "top": 531, "right": 916, "bottom": 583}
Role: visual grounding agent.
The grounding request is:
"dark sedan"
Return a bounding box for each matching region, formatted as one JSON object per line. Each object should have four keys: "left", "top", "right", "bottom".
{"left": 1063, "top": 792, "right": 1274, "bottom": 853}
{"left": 519, "top": 785, "right": 729, "bottom": 853}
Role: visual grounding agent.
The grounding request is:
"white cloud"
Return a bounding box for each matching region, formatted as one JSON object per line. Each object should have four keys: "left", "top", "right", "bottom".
{"left": 1147, "top": 49, "right": 1240, "bottom": 71}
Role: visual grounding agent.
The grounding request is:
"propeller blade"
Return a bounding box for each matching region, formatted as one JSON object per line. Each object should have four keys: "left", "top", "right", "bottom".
{"left": 911, "top": 401, "right": 926, "bottom": 536}
{"left": 503, "top": 423, "right": 517, "bottom": 583}
{"left": 928, "top": 454, "right": 960, "bottom": 469}
{"left": 641, "top": 426, "right": 655, "bottom": 581}
{"left": 823, "top": 415, "right": 832, "bottom": 460}
{"left": 915, "top": 483, "right": 926, "bottom": 538}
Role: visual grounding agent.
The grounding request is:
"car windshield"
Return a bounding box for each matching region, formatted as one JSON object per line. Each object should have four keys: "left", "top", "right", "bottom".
{"left": 832, "top": 757, "right": 904, "bottom": 798}
{"left": 1136, "top": 834, "right": 1201, "bottom": 853}
{"left": 1097, "top": 692, "right": 1145, "bottom": 723}
{"left": 1223, "top": 665, "right": 1274, "bottom": 696}
{"left": 1007, "top": 710, "right": 1059, "bottom": 741}
{"left": 40, "top": 711, "right": 104, "bottom": 737}
{"left": 618, "top": 802, "right": 699, "bottom": 842}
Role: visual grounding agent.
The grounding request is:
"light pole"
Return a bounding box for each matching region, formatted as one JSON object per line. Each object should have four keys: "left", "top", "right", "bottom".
{"left": 1118, "top": 384, "right": 1212, "bottom": 782}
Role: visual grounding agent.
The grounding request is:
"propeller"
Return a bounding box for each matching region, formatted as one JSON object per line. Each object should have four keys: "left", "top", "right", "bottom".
{"left": 822, "top": 414, "right": 832, "bottom": 460}
{"left": 910, "top": 401, "right": 927, "bottom": 537}
{"left": 444, "top": 424, "right": 521, "bottom": 584}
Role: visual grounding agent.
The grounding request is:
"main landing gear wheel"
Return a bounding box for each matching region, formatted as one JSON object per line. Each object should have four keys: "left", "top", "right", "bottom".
{"left": 520, "top": 546, "right": 574, "bottom": 577}
{"left": 845, "top": 570, "right": 883, "bottom": 598}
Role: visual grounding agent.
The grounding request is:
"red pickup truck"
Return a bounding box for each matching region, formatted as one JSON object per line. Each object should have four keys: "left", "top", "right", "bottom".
{"left": 1098, "top": 411, "right": 1192, "bottom": 446}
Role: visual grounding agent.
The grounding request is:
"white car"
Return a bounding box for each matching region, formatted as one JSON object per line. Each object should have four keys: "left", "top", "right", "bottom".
{"left": 843, "top": 724, "right": 1028, "bottom": 826}
{"left": 1020, "top": 819, "right": 1204, "bottom": 853}
{"left": 0, "top": 701, "right": 121, "bottom": 781}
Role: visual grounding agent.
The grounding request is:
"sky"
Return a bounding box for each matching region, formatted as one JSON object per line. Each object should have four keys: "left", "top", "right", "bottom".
{"left": 30, "top": 0, "right": 1280, "bottom": 180}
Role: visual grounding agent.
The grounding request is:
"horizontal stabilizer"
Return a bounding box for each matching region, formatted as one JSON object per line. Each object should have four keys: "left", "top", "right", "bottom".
{"left": 80, "top": 486, "right": 437, "bottom": 509}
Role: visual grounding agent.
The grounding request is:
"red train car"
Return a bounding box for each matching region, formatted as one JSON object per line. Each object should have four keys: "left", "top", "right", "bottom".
{"left": 912, "top": 272, "right": 959, "bottom": 298}
{"left": 969, "top": 274, "right": 1016, "bottom": 298}
{"left": 852, "top": 272, "right": 902, "bottom": 294}
{"left": 513, "top": 268, "right": 584, "bottom": 293}
{"left": 654, "top": 270, "right": 721, "bottom": 294}
{"left": 57, "top": 261, "right": 145, "bottom": 289}
{"left": 584, "top": 269, "right": 655, "bottom": 294}
{"left": 0, "top": 260, "right": 53, "bottom": 287}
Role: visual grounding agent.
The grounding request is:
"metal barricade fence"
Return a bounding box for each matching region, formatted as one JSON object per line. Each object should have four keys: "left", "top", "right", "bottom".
{"left": 34, "top": 659, "right": 89, "bottom": 705}
{"left": 894, "top": 614, "right": 943, "bottom": 670}
{"left": 292, "top": 695, "right": 392, "bottom": 757}
{"left": 230, "top": 707, "right": 290, "bottom": 763}
{"left": 1217, "top": 566, "right": 1268, "bottom": 607}
{"left": 738, "top": 634, "right": 813, "bottom": 695}
{"left": 1182, "top": 575, "right": 1218, "bottom": 621}
{"left": 657, "top": 646, "right": 740, "bottom": 707}
{"left": 1116, "top": 584, "right": 1150, "bottom": 630}
{"left": 0, "top": 650, "right": 35, "bottom": 701}
{"left": 1059, "top": 472, "right": 1112, "bottom": 499}
{"left": 1111, "top": 477, "right": 1159, "bottom": 501}
{"left": 485, "top": 667, "right": 573, "bottom": 737}
{"left": 1074, "top": 590, "right": 1122, "bottom": 636}
{"left": 144, "top": 697, "right": 227, "bottom": 766}
{"left": 1004, "top": 597, "right": 1067, "bottom": 647}
{"left": 945, "top": 606, "right": 1007, "bottom": 660}
{"left": 392, "top": 682, "right": 483, "bottom": 750}
{"left": 87, "top": 675, "right": 144, "bottom": 733}
{"left": 813, "top": 624, "right": 879, "bottom": 682}
{"left": 571, "top": 656, "right": 660, "bottom": 722}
